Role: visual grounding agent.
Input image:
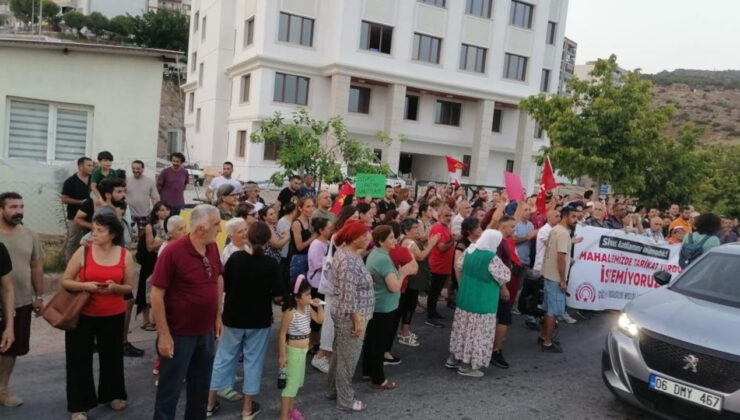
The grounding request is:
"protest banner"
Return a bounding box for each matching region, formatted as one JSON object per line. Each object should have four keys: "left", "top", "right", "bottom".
{"left": 355, "top": 173, "right": 387, "bottom": 198}
{"left": 566, "top": 226, "right": 681, "bottom": 311}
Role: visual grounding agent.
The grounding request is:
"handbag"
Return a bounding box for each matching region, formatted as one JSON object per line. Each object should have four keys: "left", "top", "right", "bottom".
{"left": 317, "top": 240, "right": 335, "bottom": 296}
{"left": 42, "top": 246, "right": 91, "bottom": 330}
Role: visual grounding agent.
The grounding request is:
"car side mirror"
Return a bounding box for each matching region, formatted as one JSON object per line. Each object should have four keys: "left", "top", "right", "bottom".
{"left": 653, "top": 271, "right": 672, "bottom": 286}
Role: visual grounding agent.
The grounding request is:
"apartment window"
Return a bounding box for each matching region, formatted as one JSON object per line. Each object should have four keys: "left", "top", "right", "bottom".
{"left": 374, "top": 149, "right": 382, "bottom": 161}
{"left": 348, "top": 86, "right": 371, "bottom": 114}
{"left": 540, "top": 69, "right": 550, "bottom": 92}
{"left": 506, "top": 159, "right": 514, "bottom": 172}
{"left": 418, "top": 0, "right": 445, "bottom": 7}
{"left": 360, "top": 21, "right": 393, "bottom": 54}
{"left": 167, "top": 130, "right": 183, "bottom": 155}
{"left": 466, "top": 0, "right": 492, "bottom": 18}
{"left": 188, "top": 92, "right": 194, "bottom": 114}
{"left": 190, "top": 51, "right": 196, "bottom": 72}
{"left": 244, "top": 17, "right": 254, "bottom": 47}
{"left": 510, "top": 1, "right": 533, "bottom": 29}
{"left": 404, "top": 95, "right": 419, "bottom": 121}
{"left": 196, "top": 108, "right": 201, "bottom": 132}
{"left": 198, "top": 62, "right": 204, "bottom": 87}
{"left": 273, "top": 72, "right": 309, "bottom": 105}
{"left": 240, "top": 74, "right": 251, "bottom": 103}
{"left": 201, "top": 16, "right": 206, "bottom": 40}
{"left": 459, "top": 44, "right": 486, "bottom": 73}
{"left": 278, "top": 12, "right": 314, "bottom": 46}
{"left": 7, "top": 99, "right": 89, "bottom": 162}
{"left": 492, "top": 109, "right": 502, "bottom": 132}
{"left": 504, "top": 53, "right": 528, "bottom": 81}
{"left": 263, "top": 141, "right": 279, "bottom": 160}
{"left": 193, "top": 11, "right": 198, "bottom": 32}
{"left": 413, "top": 33, "right": 441, "bottom": 64}
{"left": 435, "top": 100, "right": 461, "bottom": 126}
{"left": 546, "top": 21, "right": 556, "bottom": 44}
{"left": 534, "top": 121, "right": 543, "bottom": 138}
{"left": 236, "top": 130, "right": 247, "bottom": 158}
{"left": 462, "top": 155, "right": 471, "bottom": 177}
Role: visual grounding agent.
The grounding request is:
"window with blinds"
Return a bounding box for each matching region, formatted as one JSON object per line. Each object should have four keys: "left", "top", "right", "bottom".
{"left": 7, "top": 99, "right": 90, "bottom": 162}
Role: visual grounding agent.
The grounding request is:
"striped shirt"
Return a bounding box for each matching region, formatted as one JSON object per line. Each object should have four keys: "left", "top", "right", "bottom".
{"left": 287, "top": 306, "right": 311, "bottom": 339}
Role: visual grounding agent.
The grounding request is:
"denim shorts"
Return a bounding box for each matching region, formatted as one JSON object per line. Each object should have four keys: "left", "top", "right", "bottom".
{"left": 543, "top": 279, "right": 566, "bottom": 317}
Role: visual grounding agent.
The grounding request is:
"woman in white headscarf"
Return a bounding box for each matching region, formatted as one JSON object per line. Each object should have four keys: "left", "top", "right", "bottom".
{"left": 445, "top": 229, "right": 511, "bottom": 377}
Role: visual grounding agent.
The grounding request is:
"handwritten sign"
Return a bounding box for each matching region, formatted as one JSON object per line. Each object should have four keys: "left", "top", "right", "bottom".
{"left": 355, "top": 173, "right": 387, "bottom": 198}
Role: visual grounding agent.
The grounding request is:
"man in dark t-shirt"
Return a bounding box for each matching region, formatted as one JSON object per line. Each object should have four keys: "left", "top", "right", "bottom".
{"left": 61, "top": 157, "right": 93, "bottom": 261}
{"left": 377, "top": 186, "right": 396, "bottom": 222}
{"left": 277, "top": 175, "right": 301, "bottom": 212}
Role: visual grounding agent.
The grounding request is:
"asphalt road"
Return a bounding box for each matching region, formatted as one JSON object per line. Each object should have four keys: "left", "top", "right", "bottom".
{"left": 2, "top": 309, "right": 658, "bottom": 420}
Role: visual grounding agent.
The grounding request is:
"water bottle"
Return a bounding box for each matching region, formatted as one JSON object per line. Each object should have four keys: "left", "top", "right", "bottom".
{"left": 277, "top": 368, "right": 287, "bottom": 389}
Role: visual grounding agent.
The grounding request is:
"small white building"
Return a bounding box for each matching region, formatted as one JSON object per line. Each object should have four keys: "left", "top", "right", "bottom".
{"left": 0, "top": 36, "right": 180, "bottom": 234}
{"left": 183, "top": 0, "right": 570, "bottom": 191}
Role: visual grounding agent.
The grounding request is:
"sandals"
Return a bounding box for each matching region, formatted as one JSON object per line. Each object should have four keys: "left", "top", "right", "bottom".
{"left": 370, "top": 379, "right": 397, "bottom": 390}
{"left": 70, "top": 413, "right": 87, "bottom": 420}
{"left": 109, "top": 399, "right": 127, "bottom": 411}
{"left": 216, "top": 387, "right": 243, "bottom": 401}
{"left": 206, "top": 400, "right": 221, "bottom": 417}
{"left": 336, "top": 399, "right": 367, "bottom": 413}
{"left": 141, "top": 322, "right": 157, "bottom": 332}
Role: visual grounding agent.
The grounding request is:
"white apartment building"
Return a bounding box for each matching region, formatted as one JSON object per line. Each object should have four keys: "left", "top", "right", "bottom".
{"left": 183, "top": 0, "right": 569, "bottom": 191}
{"left": 558, "top": 36, "right": 576, "bottom": 95}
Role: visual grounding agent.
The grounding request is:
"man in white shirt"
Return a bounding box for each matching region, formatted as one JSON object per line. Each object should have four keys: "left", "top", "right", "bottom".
{"left": 450, "top": 200, "right": 471, "bottom": 241}
{"left": 205, "top": 162, "right": 242, "bottom": 203}
{"left": 643, "top": 216, "right": 666, "bottom": 243}
{"left": 243, "top": 182, "right": 264, "bottom": 212}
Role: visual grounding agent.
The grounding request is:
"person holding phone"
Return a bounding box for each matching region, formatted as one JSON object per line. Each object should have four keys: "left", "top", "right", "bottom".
{"left": 61, "top": 213, "right": 135, "bottom": 420}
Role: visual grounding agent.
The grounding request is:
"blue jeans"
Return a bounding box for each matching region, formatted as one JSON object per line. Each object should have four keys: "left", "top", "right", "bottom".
{"left": 153, "top": 331, "right": 215, "bottom": 420}
{"left": 170, "top": 205, "right": 185, "bottom": 216}
{"left": 210, "top": 326, "right": 270, "bottom": 396}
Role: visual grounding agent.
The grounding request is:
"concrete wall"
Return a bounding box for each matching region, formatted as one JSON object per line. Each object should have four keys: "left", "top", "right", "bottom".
{"left": 0, "top": 46, "right": 164, "bottom": 234}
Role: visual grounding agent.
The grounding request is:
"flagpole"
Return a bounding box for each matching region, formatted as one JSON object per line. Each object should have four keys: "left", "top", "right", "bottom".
{"left": 39, "top": 0, "right": 43, "bottom": 35}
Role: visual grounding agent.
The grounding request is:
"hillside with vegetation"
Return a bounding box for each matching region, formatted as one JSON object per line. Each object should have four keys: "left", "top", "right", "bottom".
{"left": 645, "top": 69, "right": 740, "bottom": 143}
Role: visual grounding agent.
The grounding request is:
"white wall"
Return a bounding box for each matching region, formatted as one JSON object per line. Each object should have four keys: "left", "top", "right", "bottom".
{"left": 0, "top": 45, "right": 164, "bottom": 234}
{"left": 0, "top": 46, "right": 163, "bottom": 164}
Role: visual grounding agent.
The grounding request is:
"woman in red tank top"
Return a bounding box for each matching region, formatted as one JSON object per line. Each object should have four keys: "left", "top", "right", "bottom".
{"left": 61, "top": 213, "right": 135, "bottom": 419}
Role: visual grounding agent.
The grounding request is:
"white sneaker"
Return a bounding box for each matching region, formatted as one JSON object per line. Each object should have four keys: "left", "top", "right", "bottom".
{"left": 511, "top": 307, "right": 521, "bottom": 315}
{"left": 457, "top": 366, "right": 484, "bottom": 377}
{"left": 311, "top": 356, "right": 330, "bottom": 374}
{"left": 558, "top": 312, "right": 577, "bottom": 324}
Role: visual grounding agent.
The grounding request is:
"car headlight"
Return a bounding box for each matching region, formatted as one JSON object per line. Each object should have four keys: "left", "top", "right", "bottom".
{"left": 617, "top": 313, "right": 639, "bottom": 337}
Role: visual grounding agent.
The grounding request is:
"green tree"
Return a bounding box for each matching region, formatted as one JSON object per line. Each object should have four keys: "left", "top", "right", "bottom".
{"left": 250, "top": 109, "right": 389, "bottom": 187}
{"left": 637, "top": 124, "right": 709, "bottom": 209}
{"left": 86, "top": 11, "right": 108, "bottom": 37}
{"left": 62, "top": 10, "right": 87, "bottom": 36}
{"left": 108, "top": 14, "right": 135, "bottom": 40}
{"left": 10, "top": 0, "right": 59, "bottom": 25}
{"left": 520, "top": 55, "right": 674, "bottom": 195}
{"left": 130, "top": 10, "right": 189, "bottom": 52}
{"left": 695, "top": 145, "right": 740, "bottom": 217}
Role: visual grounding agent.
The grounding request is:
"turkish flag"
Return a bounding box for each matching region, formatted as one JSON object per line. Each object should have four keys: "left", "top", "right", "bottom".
{"left": 535, "top": 157, "right": 557, "bottom": 217}
{"left": 445, "top": 155, "right": 467, "bottom": 172}
{"left": 331, "top": 182, "right": 355, "bottom": 214}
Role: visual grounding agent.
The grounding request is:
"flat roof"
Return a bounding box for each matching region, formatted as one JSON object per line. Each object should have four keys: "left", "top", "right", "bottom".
{"left": 0, "top": 36, "right": 183, "bottom": 62}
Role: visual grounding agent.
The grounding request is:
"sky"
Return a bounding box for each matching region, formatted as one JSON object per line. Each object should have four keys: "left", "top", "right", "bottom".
{"left": 564, "top": 0, "right": 740, "bottom": 74}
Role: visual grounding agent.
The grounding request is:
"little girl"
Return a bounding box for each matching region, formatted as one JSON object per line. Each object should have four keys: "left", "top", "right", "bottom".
{"left": 278, "top": 275, "right": 324, "bottom": 420}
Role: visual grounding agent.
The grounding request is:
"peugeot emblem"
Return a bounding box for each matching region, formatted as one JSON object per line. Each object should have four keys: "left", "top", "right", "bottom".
{"left": 683, "top": 355, "right": 699, "bottom": 373}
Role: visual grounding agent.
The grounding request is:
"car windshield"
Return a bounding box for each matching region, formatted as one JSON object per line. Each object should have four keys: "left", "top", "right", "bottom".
{"left": 670, "top": 253, "right": 740, "bottom": 308}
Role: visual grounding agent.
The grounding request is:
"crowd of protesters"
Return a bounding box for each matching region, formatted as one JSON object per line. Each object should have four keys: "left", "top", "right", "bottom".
{"left": 0, "top": 151, "right": 738, "bottom": 420}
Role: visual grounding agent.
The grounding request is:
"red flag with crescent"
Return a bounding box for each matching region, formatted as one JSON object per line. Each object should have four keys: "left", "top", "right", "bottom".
{"left": 536, "top": 157, "right": 557, "bottom": 216}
